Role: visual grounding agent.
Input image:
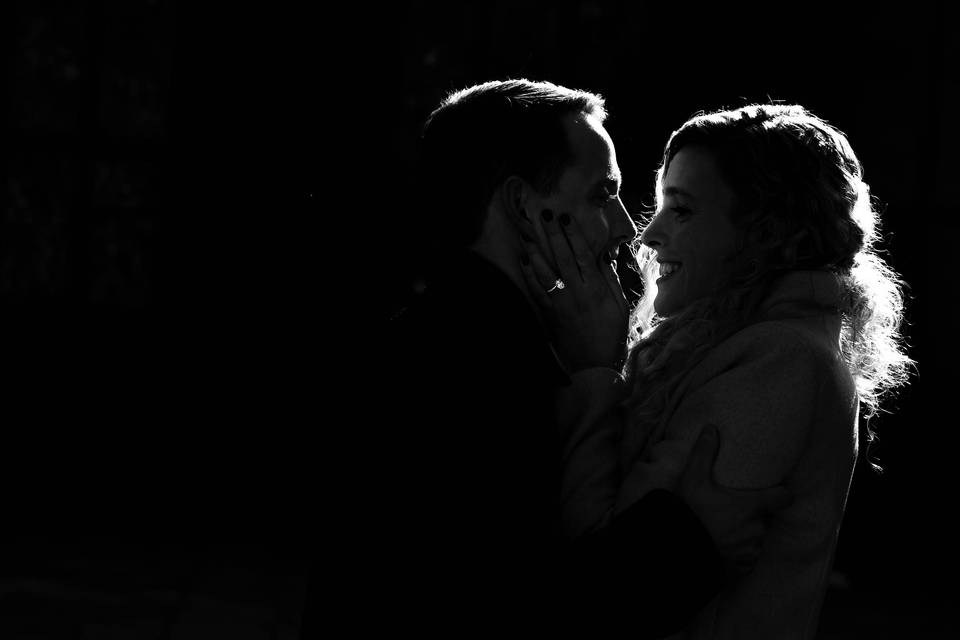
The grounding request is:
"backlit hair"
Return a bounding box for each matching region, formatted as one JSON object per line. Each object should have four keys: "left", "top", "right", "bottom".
{"left": 627, "top": 104, "right": 914, "bottom": 465}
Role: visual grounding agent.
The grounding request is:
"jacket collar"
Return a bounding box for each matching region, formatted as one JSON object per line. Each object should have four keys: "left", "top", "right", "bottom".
{"left": 758, "top": 270, "right": 843, "bottom": 321}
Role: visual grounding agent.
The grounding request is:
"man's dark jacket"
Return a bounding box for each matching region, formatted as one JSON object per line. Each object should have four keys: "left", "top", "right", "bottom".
{"left": 303, "top": 252, "right": 723, "bottom": 638}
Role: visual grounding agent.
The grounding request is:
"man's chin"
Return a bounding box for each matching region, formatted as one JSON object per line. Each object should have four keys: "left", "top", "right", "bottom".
{"left": 597, "top": 254, "right": 617, "bottom": 272}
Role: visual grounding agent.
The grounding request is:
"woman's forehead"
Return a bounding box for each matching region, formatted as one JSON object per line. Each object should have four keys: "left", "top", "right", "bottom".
{"left": 663, "top": 147, "right": 732, "bottom": 203}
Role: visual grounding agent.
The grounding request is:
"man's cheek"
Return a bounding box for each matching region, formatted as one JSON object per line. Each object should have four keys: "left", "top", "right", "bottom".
{"left": 589, "top": 229, "right": 607, "bottom": 262}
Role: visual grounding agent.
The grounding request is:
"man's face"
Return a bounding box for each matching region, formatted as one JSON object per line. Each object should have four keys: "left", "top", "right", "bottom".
{"left": 524, "top": 112, "right": 637, "bottom": 271}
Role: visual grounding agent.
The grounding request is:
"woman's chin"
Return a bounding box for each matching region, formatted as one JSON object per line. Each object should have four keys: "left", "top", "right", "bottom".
{"left": 653, "top": 298, "right": 675, "bottom": 318}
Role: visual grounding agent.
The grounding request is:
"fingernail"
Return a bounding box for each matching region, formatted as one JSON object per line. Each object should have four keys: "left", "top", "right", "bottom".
{"left": 559, "top": 213, "right": 571, "bottom": 226}
{"left": 541, "top": 209, "right": 553, "bottom": 222}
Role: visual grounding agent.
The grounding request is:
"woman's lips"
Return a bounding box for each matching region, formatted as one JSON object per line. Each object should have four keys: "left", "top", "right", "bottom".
{"left": 658, "top": 261, "right": 682, "bottom": 280}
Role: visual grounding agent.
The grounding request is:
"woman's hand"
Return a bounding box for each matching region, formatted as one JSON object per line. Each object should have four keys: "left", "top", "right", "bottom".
{"left": 520, "top": 208, "right": 630, "bottom": 372}
{"left": 674, "top": 426, "right": 792, "bottom": 580}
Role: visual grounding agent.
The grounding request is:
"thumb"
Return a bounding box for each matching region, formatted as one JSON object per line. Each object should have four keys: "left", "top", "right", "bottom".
{"left": 760, "top": 484, "right": 793, "bottom": 512}
{"left": 684, "top": 424, "right": 721, "bottom": 480}
{"left": 601, "top": 259, "right": 629, "bottom": 312}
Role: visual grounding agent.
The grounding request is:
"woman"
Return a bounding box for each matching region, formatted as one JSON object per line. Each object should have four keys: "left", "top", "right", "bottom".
{"left": 526, "top": 104, "right": 913, "bottom": 638}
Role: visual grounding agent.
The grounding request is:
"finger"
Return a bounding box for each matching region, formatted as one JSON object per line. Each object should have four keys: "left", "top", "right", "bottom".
{"left": 722, "top": 483, "right": 793, "bottom": 514}
{"left": 760, "top": 485, "right": 793, "bottom": 513}
{"left": 640, "top": 436, "right": 686, "bottom": 464}
{"left": 736, "top": 541, "right": 762, "bottom": 566}
{"left": 541, "top": 209, "right": 582, "bottom": 284}
{"left": 734, "top": 543, "right": 762, "bottom": 577}
{"left": 600, "top": 255, "right": 629, "bottom": 315}
{"left": 739, "top": 521, "right": 764, "bottom": 545}
{"left": 558, "top": 213, "right": 594, "bottom": 283}
{"left": 727, "top": 533, "right": 764, "bottom": 578}
{"left": 682, "top": 424, "right": 721, "bottom": 483}
{"left": 525, "top": 241, "right": 559, "bottom": 291}
{"left": 520, "top": 251, "right": 554, "bottom": 311}
{"left": 637, "top": 439, "right": 688, "bottom": 492}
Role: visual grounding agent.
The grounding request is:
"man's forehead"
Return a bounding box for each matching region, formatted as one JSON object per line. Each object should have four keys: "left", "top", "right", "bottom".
{"left": 563, "top": 111, "right": 610, "bottom": 142}
{"left": 562, "top": 112, "right": 620, "bottom": 182}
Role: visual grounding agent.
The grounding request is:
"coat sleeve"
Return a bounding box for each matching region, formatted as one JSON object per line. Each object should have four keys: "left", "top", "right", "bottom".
{"left": 556, "top": 366, "right": 628, "bottom": 539}
{"left": 556, "top": 369, "right": 726, "bottom": 638}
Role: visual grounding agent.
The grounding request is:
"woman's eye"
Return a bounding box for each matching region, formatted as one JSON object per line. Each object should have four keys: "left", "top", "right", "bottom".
{"left": 672, "top": 205, "right": 692, "bottom": 219}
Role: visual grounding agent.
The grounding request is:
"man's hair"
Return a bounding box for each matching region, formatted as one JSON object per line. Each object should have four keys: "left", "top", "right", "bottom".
{"left": 416, "top": 79, "right": 606, "bottom": 252}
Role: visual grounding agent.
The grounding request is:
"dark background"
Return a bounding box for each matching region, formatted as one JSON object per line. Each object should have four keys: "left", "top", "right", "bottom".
{"left": 1, "top": 1, "right": 955, "bottom": 638}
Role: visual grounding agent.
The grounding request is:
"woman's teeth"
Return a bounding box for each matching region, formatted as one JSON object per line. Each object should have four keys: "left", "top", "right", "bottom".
{"left": 659, "top": 261, "right": 682, "bottom": 278}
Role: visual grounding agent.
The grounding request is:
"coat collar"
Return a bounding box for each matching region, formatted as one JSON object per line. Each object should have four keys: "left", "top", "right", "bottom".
{"left": 758, "top": 270, "right": 844, "bottom": 322}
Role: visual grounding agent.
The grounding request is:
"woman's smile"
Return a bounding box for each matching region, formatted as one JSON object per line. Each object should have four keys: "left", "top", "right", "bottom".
{"left": 639, "top": 146, "right": 739, "bottom": 316}
{"left": 657, "top": 260, "right": 683, "bottom": 281}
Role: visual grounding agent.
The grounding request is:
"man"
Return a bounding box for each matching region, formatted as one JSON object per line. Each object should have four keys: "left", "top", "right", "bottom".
{"left": 305, "top": 80, "right": 786, "bottom": 638}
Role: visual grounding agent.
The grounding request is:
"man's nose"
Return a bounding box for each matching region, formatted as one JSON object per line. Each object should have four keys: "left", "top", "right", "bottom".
{"left": 609, "top": 196, "right": 638, "bottom": 245}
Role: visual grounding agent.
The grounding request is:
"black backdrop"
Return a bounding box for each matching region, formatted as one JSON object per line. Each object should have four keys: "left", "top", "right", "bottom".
{"left": 2, "top": 1, "right": 956, "bottom": 637}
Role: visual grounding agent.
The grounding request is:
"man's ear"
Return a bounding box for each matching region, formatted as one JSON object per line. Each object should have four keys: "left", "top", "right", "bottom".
{"left": 499, "top": 176, "right": 537, "bottom": 242}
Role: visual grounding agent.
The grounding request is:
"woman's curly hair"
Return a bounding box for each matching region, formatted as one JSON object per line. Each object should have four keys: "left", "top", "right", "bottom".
{"left": 627, "top": 104, "right": 914, "bottom": 467}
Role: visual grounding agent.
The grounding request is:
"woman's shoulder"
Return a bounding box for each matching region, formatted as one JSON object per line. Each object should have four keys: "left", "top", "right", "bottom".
{"left": 674, "top": 317, "right": 852, "bottom": 418}
{"left": 709, "top": 318, "right": 837, "bottom": 369}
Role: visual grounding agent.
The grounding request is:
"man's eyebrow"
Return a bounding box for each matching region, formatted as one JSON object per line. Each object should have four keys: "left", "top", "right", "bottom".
{"left": 663, "top": 186, "right": 697, "bottom": 201}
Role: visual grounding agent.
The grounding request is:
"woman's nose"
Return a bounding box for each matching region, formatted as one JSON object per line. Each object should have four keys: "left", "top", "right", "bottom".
{"left": 640, "top": 213, "right": 666, "bottom": 248}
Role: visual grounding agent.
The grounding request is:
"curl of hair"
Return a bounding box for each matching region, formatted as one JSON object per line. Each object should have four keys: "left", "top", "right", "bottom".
{"left": 626, "top": 104, "right": 914, "bottom": 469}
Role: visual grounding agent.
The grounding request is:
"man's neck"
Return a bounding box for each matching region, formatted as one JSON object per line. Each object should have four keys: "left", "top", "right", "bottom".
{"left": 469, "top": 235, "right": 544, "bottom": 325}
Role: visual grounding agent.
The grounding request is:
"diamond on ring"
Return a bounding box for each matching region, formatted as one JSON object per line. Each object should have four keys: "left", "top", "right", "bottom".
{"left": 547, "top": 278, "right": 565, "bottom": 293}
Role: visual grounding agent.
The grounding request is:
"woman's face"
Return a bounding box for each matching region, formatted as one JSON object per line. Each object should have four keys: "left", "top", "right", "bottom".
{"left": 640, "top": 146, "right": 739, "bottom": 317}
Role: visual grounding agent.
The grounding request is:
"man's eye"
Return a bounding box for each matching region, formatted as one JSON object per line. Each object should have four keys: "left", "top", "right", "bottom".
{"left": 596, "top": 193, "right": 619, "bottom": 205}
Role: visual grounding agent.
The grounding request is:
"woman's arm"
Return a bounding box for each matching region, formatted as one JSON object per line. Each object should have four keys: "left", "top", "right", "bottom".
{"left": 556, "top": 366, "right": 629, "bottom": 539}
